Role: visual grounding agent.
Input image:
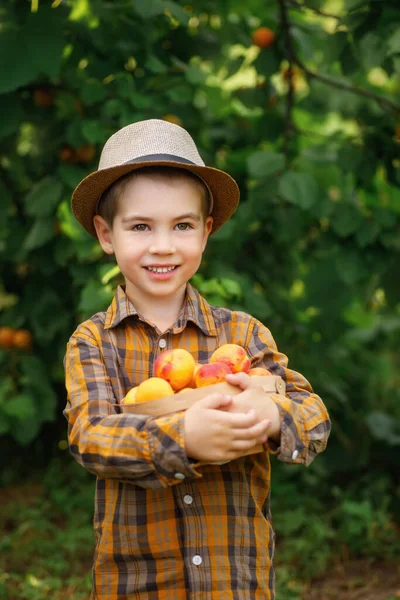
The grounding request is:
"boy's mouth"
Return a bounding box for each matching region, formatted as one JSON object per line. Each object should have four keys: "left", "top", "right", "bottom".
{"left": 144, "top": 266, "right": 178, "bottom": 274}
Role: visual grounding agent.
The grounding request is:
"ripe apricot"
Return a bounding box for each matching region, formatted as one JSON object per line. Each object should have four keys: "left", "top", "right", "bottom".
{"left": 252, "top": 27, "right": 275, "bottom": 49}
{"left": 163, "top": 114, "right": 183, "bottom": 127}
{"left": 76, "top": 144, "right": 96, "bottom": 163}
{"left": 123, "top": 387, "right": 138, "bottom": 404}
{"left": 248, "top": 367, "right": 272, "bottom": 377}
{"left": 154, "top": 348, "right": 195, "bottom": 391}
{"left": 210, "top": 344, "right": 251, "bottom": 374}
{"left": 195, "top": 362, "right": 232, "bottom": 388}
{"left": 33, "top": 89, "right": 54, "bottom": 108}
{"left": 136, "top": 377, "right": 174, "bottom": 403}
{"left": 0, "top": 327, "right": 15, "bottom": 350}
{"left": 59, "top": 146, "right": 77, "bottom": 163}
{"left": 12, "top": 329, "right": 32, "bottom": 350}
{"left": 188, "top": 363, "right": 202, "bottom": 388}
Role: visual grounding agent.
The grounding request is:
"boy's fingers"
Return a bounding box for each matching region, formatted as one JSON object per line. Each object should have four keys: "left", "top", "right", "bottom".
{"left": 225, "top": 372, "right": 250, "bottom": 390}
{"left": 221, "top": 408, "right": 258, "bottom": 428}
{"left": 197, "top": 393, "right": 232, "bottom": 410}
{"left": 233, "top": 419, "right": 271, "bottom": 441}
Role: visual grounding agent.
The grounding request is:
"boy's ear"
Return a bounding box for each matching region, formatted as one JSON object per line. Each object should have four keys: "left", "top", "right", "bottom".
{"left": 93, "top": 215, "right": 114, "bottom": 255}
{"left": 202, "top": 216, "right": 213, "bottom": 251}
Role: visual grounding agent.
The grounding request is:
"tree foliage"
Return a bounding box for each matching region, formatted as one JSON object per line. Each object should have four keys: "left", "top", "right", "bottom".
{"left": 0, "top": 0, "right": 399, "bottom": 512}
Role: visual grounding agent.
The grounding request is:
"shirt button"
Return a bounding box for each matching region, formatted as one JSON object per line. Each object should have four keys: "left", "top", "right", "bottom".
{"left": 292, "top": 449, "right": 299, "bottom": 460}
{"left": 192, "top": 555, "right": 202, "bottom": 566}
{"left": 159, "top": 339, "right": 167, "bottom": 349}
{"left": 174, "top": 472, "right": 185, "bottom": 480}
{"left": 183, "top": 494, "right": 193, "bottom": 505}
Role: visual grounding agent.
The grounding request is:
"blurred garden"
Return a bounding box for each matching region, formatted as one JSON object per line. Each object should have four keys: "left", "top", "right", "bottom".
{"left": 0, "top": 0, "right": 399, "bottom": 598}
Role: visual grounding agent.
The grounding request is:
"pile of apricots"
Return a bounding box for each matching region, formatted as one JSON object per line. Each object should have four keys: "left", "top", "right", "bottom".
{"left": 123, "top": 343, "right": 271, "bottom": 404}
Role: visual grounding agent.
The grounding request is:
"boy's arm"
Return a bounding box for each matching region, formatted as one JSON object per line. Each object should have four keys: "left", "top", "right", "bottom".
{"left": 232, "top": 317, "right": 331, "bottom": 466}
{"left": 64, "top": 331, "right": 202, "bottom": 489}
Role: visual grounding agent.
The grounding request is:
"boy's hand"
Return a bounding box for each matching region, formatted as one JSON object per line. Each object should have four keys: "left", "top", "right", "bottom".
{"left": 225, "top": 373, "right": 281, "bottom": 443}
{"left": 184, "top": 394, "right": 271, "bottom": 462}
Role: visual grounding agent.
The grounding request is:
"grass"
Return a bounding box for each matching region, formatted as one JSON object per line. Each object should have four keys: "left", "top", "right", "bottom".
{"left": 0, "top": 457, "right": 399, "bottom": 599}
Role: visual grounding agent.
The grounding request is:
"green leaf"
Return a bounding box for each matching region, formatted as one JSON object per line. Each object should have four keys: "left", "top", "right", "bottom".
{"left": 12, "top": 417, "right": 41, "bottom": 446}
{"left": 356, "top": 221, "right": 380, "bottom": 247}
{"left": 0, "top": 9, "right": 64, "bottom": 93}
{"left": 82, "top": 120, "right": 107, "bottom": 144}
{"left": 248, "top": 151, "right": 285, "bottom": 179}
{"left": 24, "top": 217, "right": 55, "bottom": 250}
{"left": 24, "top": 177, "right": 63, "bottom": 218}
{"left": 133, "top": 0, "right": 165, "bottom": 19}
{"left": 163, "top": 1, "right": 190, "bottom": 24}
{"left": 145, "top": 55, "right": 168, "bottom": 74}
{"left": 358, "top": 33, "right": 387, "bottom": 69}
{"left": 20, "top": 356, "right": 57, "bottom": 422}
{"left": 81, "top": 80, "right": 107, "bottom": 105}
{"left": 2, "top": 393, "right": 36, "bottom": 420}
{"left": 387, "top": 29, "right": 400, "bottom": 56}
{"left": 0, "top": 94, "right": 24, "bottom": 140}
{"left": 331, "top": 204, "right": 363, "bottom": 237}
{"left": 278, "top": 172, "right": 319, "bottom": 209}
{"left": 79, "top": 279, "right": 114, "bottom": 318}
{"left": 365, "top": 411, "right": 400, "bottom": 446}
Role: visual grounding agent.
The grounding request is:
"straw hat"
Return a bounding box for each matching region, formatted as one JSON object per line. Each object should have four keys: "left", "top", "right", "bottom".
{"left": 71, "top": 119, "right": 240, "bottom": 237}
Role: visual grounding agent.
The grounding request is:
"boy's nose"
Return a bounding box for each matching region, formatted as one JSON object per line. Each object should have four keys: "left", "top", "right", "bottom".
{"left": 148, "top": 233, "right": 176, "bottom": 255}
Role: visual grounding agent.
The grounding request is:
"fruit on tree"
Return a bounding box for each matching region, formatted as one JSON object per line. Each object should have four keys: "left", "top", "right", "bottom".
{"left": 252, "top": 27, "right": 275, "bottom": 49}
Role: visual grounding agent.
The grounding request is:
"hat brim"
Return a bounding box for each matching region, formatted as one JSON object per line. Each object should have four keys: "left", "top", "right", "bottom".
{"left": 71, "top": 160, "right": 240, "bottom": 237}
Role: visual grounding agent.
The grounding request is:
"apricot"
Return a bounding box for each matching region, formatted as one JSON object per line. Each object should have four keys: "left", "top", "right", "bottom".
{"left": 123, "top": 387, "right": 138, "bottom": 404}
{"left": 163, "top": 114, "right": 183, "bottom": 127}
{"left": 76, "top": 144, "right": 96, "bottom": 163}
{"left": 210, "top": 344, "right": 251, "bottom": 374}
{"left": 12, "top": 329, "right": 33, "bottom": 350}
{"left": 248, "top": 367, "right": 272, "bottom": 377}
{"left": 188, "top": 363, "right": 202, "bottom": 388}
{"left": 136, "top": 377, "right": 174, "bottom": 403}
{"left": 252, "top": 27, "right": 275, "bottom": 49}
{"left": 154, "top": 348, "right": 195, "bottom": 391}
{"left": 195, "top": 362, "right": 232, "bottom": 388}
{"left": 0, "top": 327, "right": 15, "bottom": 350}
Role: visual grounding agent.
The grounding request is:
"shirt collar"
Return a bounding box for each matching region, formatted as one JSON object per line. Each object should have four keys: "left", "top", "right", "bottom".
{"left": 104, "top": 283, "right": 217, "bottom": 337}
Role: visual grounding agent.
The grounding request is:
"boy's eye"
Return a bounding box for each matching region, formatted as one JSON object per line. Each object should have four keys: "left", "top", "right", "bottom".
{"left": 175, "top": 223, "right": 192, "bottom": 231}
{"left": 132, "top": 224, "right": 149, "bottom": 231}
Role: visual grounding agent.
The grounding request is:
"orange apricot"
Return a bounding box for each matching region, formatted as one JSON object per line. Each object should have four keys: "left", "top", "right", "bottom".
{"left": 210, "top": 344, "right": 251, "bottom": 374}
{"left": 0, "top": 327, "right": 15, "bottom": 350}
{"left": 12, "top": 329, "right": 33, "bottom": 350}
{"left": 154, "top": 348, "right": 195, "bottom": 391}
{"left": 123, "top": 387, "right": 138, "bottom": 404}
{"left": 136, "top": 378, "right": 174, "bottom": 403}
{"left": 252, "top": 27, "right": 275, "bottom": 49}
{"left": 248, "top": 367, "right": 272, "bottom": 377}
{"left": 195, "top": 362, "right": 232, "bottom": 388}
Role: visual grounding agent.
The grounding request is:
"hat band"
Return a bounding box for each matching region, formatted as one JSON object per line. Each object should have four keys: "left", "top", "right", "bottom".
{"left": 125, "top": 153, "right": 196, "bottom": 165}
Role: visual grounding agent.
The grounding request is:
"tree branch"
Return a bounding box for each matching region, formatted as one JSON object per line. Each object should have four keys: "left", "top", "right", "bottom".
{"left": 277, "top": 0, "right": 296, "bottom": 164}
{"left": 277, "top": 0, "right": 400, "bottom": 115}
{"left": 287, "top": 0, "right": 342, "bottom": 20}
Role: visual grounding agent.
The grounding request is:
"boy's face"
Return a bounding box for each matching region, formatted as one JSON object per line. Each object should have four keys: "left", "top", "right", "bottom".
{"left": 93, "top": 173, "right": 213, "bottom": 307}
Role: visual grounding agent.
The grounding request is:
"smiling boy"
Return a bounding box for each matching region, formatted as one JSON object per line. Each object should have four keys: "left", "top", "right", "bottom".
{"left": 64, "top": 119, "right": 330, "bottom": 599}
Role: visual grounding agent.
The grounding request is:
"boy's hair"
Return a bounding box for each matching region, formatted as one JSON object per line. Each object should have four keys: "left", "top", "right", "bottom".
{"left": 96, "top": 166, "right": 211, "bottom": 227}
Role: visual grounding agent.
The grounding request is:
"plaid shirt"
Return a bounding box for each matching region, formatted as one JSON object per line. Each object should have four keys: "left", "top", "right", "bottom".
{"left": 64, "top": 283, "right": 330, "bottom": 600}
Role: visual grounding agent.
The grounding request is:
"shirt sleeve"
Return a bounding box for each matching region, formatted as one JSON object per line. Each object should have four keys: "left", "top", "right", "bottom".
{"left": 64, "top": 329, "right": 202, "bottom": 489}
{"left": 245, "top": 317, "right": 331, "bottom": 466}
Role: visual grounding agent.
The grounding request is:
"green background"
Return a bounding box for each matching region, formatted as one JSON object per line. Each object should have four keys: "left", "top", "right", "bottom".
{"left": 0, "top": 0, "right": 399, "bottom": 598}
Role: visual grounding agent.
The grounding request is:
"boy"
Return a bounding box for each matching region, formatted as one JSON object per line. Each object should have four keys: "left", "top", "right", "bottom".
{"left": 64, "top": 119, "right": 330, "bottom": 599}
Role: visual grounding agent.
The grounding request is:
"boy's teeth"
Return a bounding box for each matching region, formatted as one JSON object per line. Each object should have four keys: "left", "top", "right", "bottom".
{"left": 147, "top": 266, "right": 176, "bottom": 273}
